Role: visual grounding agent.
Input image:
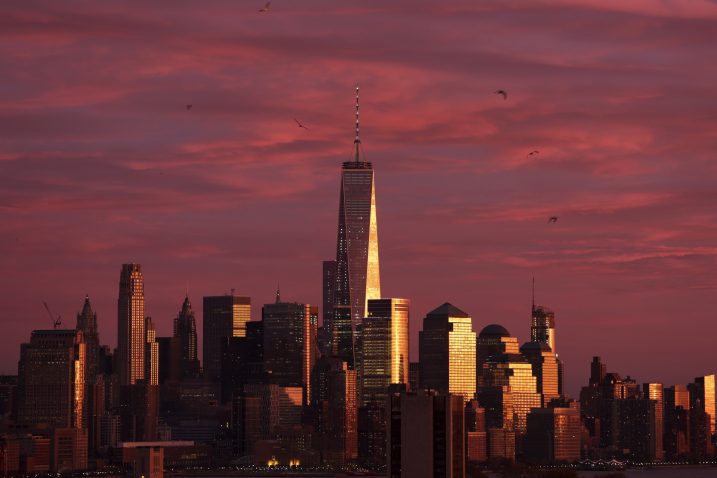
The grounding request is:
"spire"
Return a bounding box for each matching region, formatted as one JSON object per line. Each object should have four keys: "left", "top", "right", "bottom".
{"left": 531, "top": 276, "right": 535, "bottom": 314}
{"left": 275, "top": 282, "right": 281, "bottom": 304}
{"left": 354, "top": 84, "right": 360, "bottom": 162}
{"left": 181, "top": 294, "right": 192, "bottom": 315}
{"left": 81, "top": 294, "right": 93, "bottom": 317}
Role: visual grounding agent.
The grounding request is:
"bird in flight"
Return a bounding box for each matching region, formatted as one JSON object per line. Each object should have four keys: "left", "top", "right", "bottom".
{"left": 527, "top": 150, "right": 539, "bottom": 158}
{"left": 259, "top": 2, "right": 271, "bottom": 12}
{"left": 294, "top": 118, "right": 309, "bottom": 130}
{"left": 494, "top": 90, "right": 508, "bottom": 100}
{"left": 548, "top": 216, "right": 559, "bottom": 223}
{"left": 186, "top": 105, "right": 192, "bottom": 111}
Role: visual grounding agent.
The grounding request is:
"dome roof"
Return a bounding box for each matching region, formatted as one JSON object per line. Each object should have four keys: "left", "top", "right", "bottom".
{"left": 479, "top": 324, "right": 510, "bottom": 338}
{"left": 520, "top": 341, "right": 552, "bottom": 352}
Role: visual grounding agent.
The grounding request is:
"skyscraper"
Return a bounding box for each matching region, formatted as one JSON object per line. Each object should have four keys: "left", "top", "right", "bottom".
{"left": 174, "top": 295, "right": 200, "bottom": 379}
{"left": 530, "top": 305, "right": 556, "bottom": 353}
{"left": 419, "top": 303, "right": 476, "bottom": 402}
{"left": 333, "top": 86, "right": 381, "bottom": 359}
{"left": 361, "top": 298, "right": 409, "bottom": 404}
{"left": 203, "top": 294, "right": 251, "bottom": 380}
{"left": 17, "top": 329, "right": 86, "bottom": 429}
{"left": 261, "top": 291, "right": 311, "bottom": 403}
{"left": 76, "top": 295, "right": 100, "bottom": 384}
{"left": 118, "top": 263, "right": 145, "bottom": 386}
{"left": 322, "top": 260, "right": 337, "bottom": 335}
{"left": 144, "top": 317, "right": 159, "bottom": 386}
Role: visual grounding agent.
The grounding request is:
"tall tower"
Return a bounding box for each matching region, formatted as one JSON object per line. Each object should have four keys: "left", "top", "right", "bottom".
{"left": 174, "top": 295, "right": 200, "bottom": 379}
{"left": 333, "top": 86, "right": 381, "bottom": 364}
{"left": 118, "top": 263, "right": 145, "bottom": 386}
{"left": 76, "top": 295, "right": 100, "bottom": 383}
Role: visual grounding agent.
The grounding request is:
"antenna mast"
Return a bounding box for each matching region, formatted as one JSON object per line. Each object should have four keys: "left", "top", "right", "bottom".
{"left": 354, "top": 85, "right": 360, "bottom": 162}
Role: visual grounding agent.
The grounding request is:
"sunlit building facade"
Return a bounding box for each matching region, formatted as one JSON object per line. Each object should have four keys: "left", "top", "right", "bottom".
{"left": 118, "top": 263, "right": 145, "bottom": 386}
{"left": 333, "top": 88, "right": 381, "bottom": 358}
{"left": 531, "top": 305, "right": 556, "bottom": 353}
{"left": 361, "top": 298, "right": 409, "bottom": 404}
{"left": 480, "top": 352, "right": 541, "bottom": 434}
{"left": 520, "top": 341, "right": 560, "bottom": 406}
{"left": 419, "top": 303, "right": 476, "bottom": 402}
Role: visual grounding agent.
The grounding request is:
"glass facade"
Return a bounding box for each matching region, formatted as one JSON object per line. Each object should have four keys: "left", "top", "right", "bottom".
{"left": 419, "top": 303, "right": 476, "bottom": 402}
{"left": 334, "top": 161, "right": 381, "bottom": 327}
{"left": 361, "top": 298, "right": 409, "bottom": 404}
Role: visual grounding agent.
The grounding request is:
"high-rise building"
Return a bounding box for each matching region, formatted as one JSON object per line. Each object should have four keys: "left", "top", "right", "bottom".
{"left": 118, "top": 263, "right": 145, "bottom": 386}
{"left": 332, "top": 86, "right": 381, "bottom": 361}
{"left": 174, "top": 295, "right": 200, "bottom": 379}
{"left": 530, "top": 304, "right": 556, "bottom": 353}
{"left": 75, "top": 295, "right": 100, "bottom": 384}
{"left": 691, "top": 374, "right": 716, "bottom": 435}
{"left": 643, "top": 383, "right": 664, "bottom": 462}
{"left": 419, "top": 303, "right": 476, "bottom": 402}
{"left": 361, "top": 298, "right": 409, "bottom": 404}
{"left": 387, "top": 389, "right": 465, "bottom": 478}
{"left": 664, "top": 385, "right": 690, "bottom": 460}
{"left": 203, "top": 294, "right": 251, "bottom": 381}
{"left": 322, "top": 260, "right": 337, "bottom": 335}
{"left": 479, "top": 353, "right": 541, "bottom": 434}
{"left": 17, "top": 329, "right": 86, "bottom": 429}
{"left": 262, "top": 293, "right": 312, "bottom": 403}
{"left": 476, "top": 324, "right": 519, "bottom": 376}
{"left": 145, "top": 317, "right": 159, "bottom": 386}
{"left": 525, "top": 400, "right": 581, "bottom": 464}
{"left": 310, "top": 356, "right": 358, "bottom": 466}
{"left": 220, "top": 320, "right": 265, "bottom": 404}
{"left": 520, "top": 341, "right": 560, "bottom": 406}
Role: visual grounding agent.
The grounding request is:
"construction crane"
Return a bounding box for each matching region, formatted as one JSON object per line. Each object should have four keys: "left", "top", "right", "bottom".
{"left": 42, "top": 301, "right": 62, "bottom": 329}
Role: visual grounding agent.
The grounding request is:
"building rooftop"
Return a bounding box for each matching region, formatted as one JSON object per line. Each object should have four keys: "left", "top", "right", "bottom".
{"left": 478, "top": 324, "right": 510, "bottom": 338}
{"left": 426, "top": 302, "right": 470, "bottom": 318}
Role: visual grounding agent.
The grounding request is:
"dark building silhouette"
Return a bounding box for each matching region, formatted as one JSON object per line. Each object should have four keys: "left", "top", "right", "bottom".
{"left": 322, "top": 260, "right": 337, "bottom": 339}
{"left": 220, "top": 320, "right": 265, "bottom": 404}
{"left": 387, "top": 389, "right": 464, "bottom": 478}
{"left": 310, "top": 356, "right": 357, "bottom": 466}
{"left": 203, "top": 294, "right": 251, "bottom": 381}
{"left": 664, "top": 385, "right": 690, "bottom": 460}
{"left": 262, "top": 292, "right": 312, "bottom": 404}
{"left": 174, "top": 295, "right": 200, "bottom": 379}
{"left": 357, "top": 400, "right": 386, "bottom": 469}
{"left": 17, "top": 329, "right": 86, "bottom": 429}
{"left": 525, "top": 400, "right": 580, "bottom": 464}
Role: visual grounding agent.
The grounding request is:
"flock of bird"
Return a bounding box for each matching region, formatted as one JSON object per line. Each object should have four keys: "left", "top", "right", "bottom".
{"left": 183, "top": 8, "right": 558, "bottom": 225}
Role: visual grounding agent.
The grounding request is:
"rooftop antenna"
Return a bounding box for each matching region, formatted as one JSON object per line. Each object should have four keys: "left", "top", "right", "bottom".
{"left": 531, "top": 276, "right": 536, "bottom": 314}
{"left": 275, "top": 281, "right": 281, "bottom": 304}
{"left": 354, "top": 85, "right": 360, "bottom": 162}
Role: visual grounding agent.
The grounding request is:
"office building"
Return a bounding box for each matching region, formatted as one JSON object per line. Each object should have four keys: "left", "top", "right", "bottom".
{"left": 203, "top": 294, "right": 251, "bottom": 380}
{"left": 118, "top": 263, "right": 145, "bottom": 386}
{"left": 419, "top": 303, "right": 476, "bottom": 402}
{"left": 174, "top": 295, "right": 200, "bottom": 379}
{"left": 361, "top": 298, "right": 409, "bottom": 404}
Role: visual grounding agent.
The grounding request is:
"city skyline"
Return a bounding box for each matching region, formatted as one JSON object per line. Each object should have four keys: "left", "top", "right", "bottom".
{"left": 2, "top": 0, "right": 717, "bottom": 402}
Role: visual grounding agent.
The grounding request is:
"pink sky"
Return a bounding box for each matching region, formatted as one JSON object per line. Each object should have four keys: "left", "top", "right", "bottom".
{"left": 1, "top": 0, "right": 717, "bottom": 396}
